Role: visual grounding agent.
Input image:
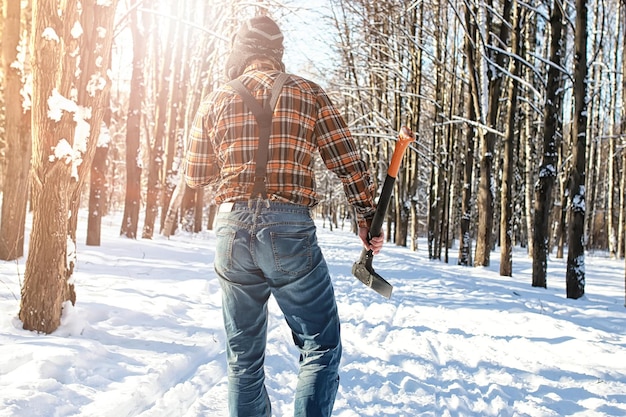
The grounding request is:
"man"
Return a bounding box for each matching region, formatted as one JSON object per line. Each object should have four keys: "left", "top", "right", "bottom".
{"left": 184, "top": 15, "right": 383, "bottom": 417}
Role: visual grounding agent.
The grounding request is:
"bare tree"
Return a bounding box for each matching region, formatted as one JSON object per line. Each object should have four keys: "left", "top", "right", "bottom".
{"left": 532, "top": 0, "right": 566, "bottom": 288}
{"left": 0, "top": 0, "right": 30, "bottom": 261}
{"left": 120, "top": 1, "right": 148, "bottom": 239}
{"left": 86, "top": 116, "right": 111, "bottom": 246}
{"left": 69, "top": 0, "right": 119, "bottom": 243}
{"left": 459, "top": 0, "right": 481, "bottom": 267}
{"left": 566, "top": 0, "right": 588, "bottom": 299}
{"left": 500, "top": 0, "right": 522, "bottom": 277}
{"left": 427, "top": 0, "right": 447, "bottom": 260}
{"left": 20, "top": 0, "right": 118, "bottom": 334}
{"left": 475, "top": 0, "right": 514, "bottom": 267}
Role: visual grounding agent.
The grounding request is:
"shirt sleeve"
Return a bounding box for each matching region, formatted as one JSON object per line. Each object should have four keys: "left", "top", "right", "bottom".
{"left": 184, "top": 99, "right": 220, "bottom": 189}
{"left": 314, "top": 90, "right": 377, "bottom": 228}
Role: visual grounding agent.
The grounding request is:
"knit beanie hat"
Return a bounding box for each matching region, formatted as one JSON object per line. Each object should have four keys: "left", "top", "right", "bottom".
{"left": 225, "top": 16, "right": 285, "bottom": 80}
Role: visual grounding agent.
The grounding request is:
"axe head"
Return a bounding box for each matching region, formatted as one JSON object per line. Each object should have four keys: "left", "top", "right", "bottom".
{"left": 352, "top": 249, "right": 393, "bottom": 299}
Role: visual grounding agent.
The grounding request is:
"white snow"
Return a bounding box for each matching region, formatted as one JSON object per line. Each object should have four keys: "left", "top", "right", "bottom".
{"left": 47, "top": 89, "right": 78, "bottom": 122}
{"left": 45, "top": 88, "right": 93, "bottom": 180}
{"left": 86, "top": 73, "right": 107, "bottom": 97}
{"left": 41, "top": 27, "right": 59, "bottom": 43}
{"left": 1, "top": 214, "right": 625, "bottom": 416}
{"left": 71, "top": 21, "right": 83, "bottom": 39}
{"left": 49, "top": 138, "right": 75, "bottom": 164}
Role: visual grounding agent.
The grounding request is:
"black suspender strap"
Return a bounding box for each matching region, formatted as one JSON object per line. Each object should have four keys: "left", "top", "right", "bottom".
{"left": 228, "top": 73, "right": 289, "bottom": 201}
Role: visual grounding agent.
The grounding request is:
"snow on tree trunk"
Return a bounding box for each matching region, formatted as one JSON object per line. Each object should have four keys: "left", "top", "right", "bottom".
{"left": 532, "top": 0, "right": 565, "bottom": 288}
{"left": 20, "top": 0, "right": 118, "bottom": 333}
{"left": 20, "top": 0, "right": 81, "bottom": 333}
{"left": 476, "top": 0, "right": 513, "bottom": 267}
{"left": 458, "top": 1, "right": 480, "bottom": 267}
{"left": 566, "top": 0, "right": 588, "bottom": 300}
{"left": 500, "top": 0, "right": 521, "bottom": 278}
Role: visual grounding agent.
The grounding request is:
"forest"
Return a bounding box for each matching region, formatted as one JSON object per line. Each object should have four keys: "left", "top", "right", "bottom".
{"left": 0, "top": 0, "right": 625, "bottom": 334}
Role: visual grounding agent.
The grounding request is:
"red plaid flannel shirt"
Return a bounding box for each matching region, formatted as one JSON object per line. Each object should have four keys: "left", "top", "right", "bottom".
{"left": 184, "top": 64, "right": 376, "bottom": 227}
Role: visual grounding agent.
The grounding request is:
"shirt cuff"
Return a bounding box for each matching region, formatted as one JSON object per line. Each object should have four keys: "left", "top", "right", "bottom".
{"left": 357, "top": 213, "right": 374, "bottom": 229}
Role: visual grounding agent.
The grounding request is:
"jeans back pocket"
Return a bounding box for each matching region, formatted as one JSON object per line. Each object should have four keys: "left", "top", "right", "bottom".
{"left": 270, "top": 232, "right": 313, "bottom": 276}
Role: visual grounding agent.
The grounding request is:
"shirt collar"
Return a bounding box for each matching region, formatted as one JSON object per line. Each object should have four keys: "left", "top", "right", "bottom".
{"left": 243, "top": 62, "right": 278, "bottom": 73}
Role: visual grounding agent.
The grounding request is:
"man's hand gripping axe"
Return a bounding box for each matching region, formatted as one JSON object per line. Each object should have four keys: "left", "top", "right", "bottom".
{"left": 352, "top": 126, "right": 415, "bottom": 299}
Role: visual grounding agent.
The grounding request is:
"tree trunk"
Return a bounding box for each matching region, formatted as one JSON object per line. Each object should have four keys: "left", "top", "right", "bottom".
{"left": 617, "top": 2, "right": 626, "bottom": 256}
{"left": 566, "top": 0, "right": 588, "bottom": 299}
{"left": 620, "top": 4, "right": 626, "bottom": 259}
{"left": 20, "top": 0, "right": 81, "bottom": 333}
{"left": 522, "top": 8, "right": 540, "bottom": 257}
{"left": 19, "top": 0, "right": 118, "bottom": 333}
{"left": 458, "top": 1, "right": 480, "bottom": 267}
{"left": 160, "top": 1, "right": 186, "bottom": 233}
{"left": 532, "top": 0, "right": 565, "bottom": 288}
{"left": 427, "top": 0, "right": 446, "bottom": 260}
{"left": 120, "top": 2, "right": 146, "bottom": 239}
{"left": 143, "top": 7, "right": 175, "bottom": 239}
{"left": 68, "top": 0, "right": 118, "bottom": 243}
{"left": 86, "top": 120, "right": 111, "bottom": 246}
{"left": 607, "top": 8, "right": 619, "bottom": 258}
{"left": 475, "top": 0, "right": 513, "bottom": 267}
{"left": 500, "top": 0, "right": 521, "bottom": 277}
{"left": 0, "top": 0, "right": 29, "bottom": 261}
{"left": 163, "top": 177, "right": 185, "bottom": 238}
{"left": 408, "top": 1, "right": 423, "bottom": 252}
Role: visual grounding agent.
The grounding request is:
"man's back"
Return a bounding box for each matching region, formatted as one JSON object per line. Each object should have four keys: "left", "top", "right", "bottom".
{"left": 185, "top": 63, "right": 376, "bottom": 226}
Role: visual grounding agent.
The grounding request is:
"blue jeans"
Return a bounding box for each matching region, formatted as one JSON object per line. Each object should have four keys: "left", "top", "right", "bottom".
{"left": 214, "top": 201, "right": 342, "bottom": 417}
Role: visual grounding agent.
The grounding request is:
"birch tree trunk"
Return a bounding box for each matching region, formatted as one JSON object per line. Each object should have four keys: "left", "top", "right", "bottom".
{"left": 607, "top": 3, "right": 619, "bottom": 258}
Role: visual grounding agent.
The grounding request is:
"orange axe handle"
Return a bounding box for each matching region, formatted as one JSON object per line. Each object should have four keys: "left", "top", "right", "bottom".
{"left": 387, "top": 126, "right": 416, "bottom": 179}
{"left": 368, "top": 126, "right": 416, "bottom": 239}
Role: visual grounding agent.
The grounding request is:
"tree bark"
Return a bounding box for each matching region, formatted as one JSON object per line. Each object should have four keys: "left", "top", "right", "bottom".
{"left": 620, "top": 3, "right": 626, "bottom": 259}
{"left": 120, "top": 2, "right": 147, "bottom": 239}
{"left": 86, "top": 120, "right": 111, "bottom": 246}
{"left": 68, "top": 0, "right": 118, "bottom": 244}
{"left": 458, "top": 1, "right": 480, "bottom": 267}
{"left": 20, "top": 0, "right": 81, "bottom": 333}
{"left": 0, "top": 0, "right": 29, "bottom": 261}
{"left": 566, "top": 0, "right": 588, "bottom": 299}
{"left": 500, "top": 0, "right": 521, "bottom": 277}
{"left": 475, "top": 0, "right": 513, "bottom": 267}
{"left": 19, "top": 0, "right": 118, "bottom": 333}
{"left": 427, "top": 0, "right": 446, "bottom": 260}
{"left": 160, "top": 1, "right": 187, "bottom": 233}
{"left": 532, "top": 0, "right": 565, "bottom": 288}
{"left": 143, "top": 3, "right": 177, "bottom": 239}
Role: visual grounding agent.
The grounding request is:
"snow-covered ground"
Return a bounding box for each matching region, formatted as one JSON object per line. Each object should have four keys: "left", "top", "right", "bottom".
{"left": 1, "top": 214, "right": 625, "bottom": 416}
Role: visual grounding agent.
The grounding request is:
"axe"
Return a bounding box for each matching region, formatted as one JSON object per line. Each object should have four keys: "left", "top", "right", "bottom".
{"left": 352, "top": 126, "right": 416, "bottom": 298}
